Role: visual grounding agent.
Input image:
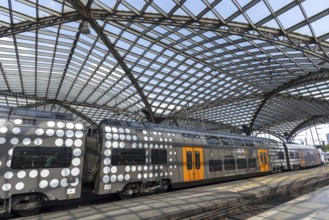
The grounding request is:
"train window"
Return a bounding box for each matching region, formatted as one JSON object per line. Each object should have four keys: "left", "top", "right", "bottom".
{"left": 206, "top": 136, "right": 221, "bottom": 145}
{"left": 244, "top": 140, "right": 254, "bottom": 147}
{"left": 22, "top": 118, "right": 37, "bottom": 126}
{"left": 289, "top": 152, "right": 294, "bottom": 159}
{"left": 220, "top": 137, "right": 234, "bottom": 146}
{"left": 195, "top": 151, "right": 200, "bottom": 169}
{"left": 289, "top": 151, "right": 299, "bottom": 159}
{"left": 11, "top": 147, "right": 72, "bottom": 169}
{"left": 260, "top": 152, "right": 264, "bottom": 164}
{"left": 248, "top": 158, "right": 257, "bottom": 168}
{"left": 187, "top": 151, "right": 193, "bottom": 170}
{"left": 112, "top": 149, "right": 146, "bottom": 165}
{"left": 209, "top": 160, "right": 222, "bottom": 171}
{"left": 103, "top": 120, "right": 122, "bottom": 126}
{"left": 182, "top": 133, "right": 200, "bottom": 138}
{"left": 278, "top": 152, "right": 284, "bottom": 159}
{"left": 263, "top": 153, "right": 267, "bottom": 164}
{"left": 151, "top": 149, "right": 167, "bottom": 164}
{"left": 233, "top": 139, "right": 245, "bottom": 146}
{"left": 237, "top": 159, "right": 247, "bottom": 169}
{"left": 127, "top": 121, "right": 145, "bottom": 128}
{"left": 224, "top": 159, "right": 236, "bottom": 170}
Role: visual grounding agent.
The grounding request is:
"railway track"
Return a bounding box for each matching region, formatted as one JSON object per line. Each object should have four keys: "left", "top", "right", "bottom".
{"left": 180, "top": 176, "right": 329, "bottom": 220}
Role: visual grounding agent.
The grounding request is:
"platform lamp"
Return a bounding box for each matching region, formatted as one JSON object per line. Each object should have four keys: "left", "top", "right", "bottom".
{"left": 80, "top": 20, "right": 90, "bottom": 35}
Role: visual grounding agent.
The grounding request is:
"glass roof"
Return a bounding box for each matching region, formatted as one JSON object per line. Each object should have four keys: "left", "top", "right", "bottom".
{"left": 1, "top": 0, "right": 329, "bottom": 139}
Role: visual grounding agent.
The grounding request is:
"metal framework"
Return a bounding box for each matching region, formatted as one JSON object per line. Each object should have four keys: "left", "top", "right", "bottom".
{"left": 1, "top": 0, "right": 329, "bottom": 140}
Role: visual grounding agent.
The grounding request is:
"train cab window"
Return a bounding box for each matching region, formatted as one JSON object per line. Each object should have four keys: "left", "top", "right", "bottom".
{"left": 224, "top": 159, "right": 236, "bottom": 170}
{"left": 112, "top": 149, "right": 146, "bottom": 165}
{"left": 209, "top": 160, "right": 222, "bottom": 171}
{"left": 237, "top": 159, "right": 247, "bottom": 169}
{"left": 220, "top": 137, "right": 234, "bottom": 146}
{"left": 248, "top": 158, "right": 257, "bottom": 168}
{"left": 187, "top": 151, "right": 193, "bottom": 170}
{"left": 11, "top": 147, "right": 72, "bottom": 169}
{"left": 195, "top": 151, "right": 200, "bottom": 169}
{"left": 151, "top": 149, "right": 167, "bottom": 164}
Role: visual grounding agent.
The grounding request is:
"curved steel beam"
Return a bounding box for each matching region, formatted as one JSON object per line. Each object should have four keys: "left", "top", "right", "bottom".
{"left": 288, "top": 115, "right": 329, "bottom": 141}
{"left": 67, "top": 0, "right": 156, "bottom": 123}
{"left": 60, "top": 103, "right": 98, "bottom": 128}
{"left": 171, "top": 93, "right": 262, "bottom": 119}
{"left": 93, "top": 11, "right": 329, "bottom": 62}
{"left": 3, "top": 10, "right": 327, "bottom": 62}
{"left": 247, "top": 95, "right": 271, "bottom": 135}
{"left": 248, "top": 70, "right": 329, "bottom": 134}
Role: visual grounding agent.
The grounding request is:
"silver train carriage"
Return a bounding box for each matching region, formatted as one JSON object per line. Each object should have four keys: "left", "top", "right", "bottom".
{"left": 86, "top": 120, "right": 280, "bottom": 199}
{"left": 0, "top": 108, "right": 85, "bottom": 216}
{"left": 283, "top": 143, "right": 322, "bottom": 170}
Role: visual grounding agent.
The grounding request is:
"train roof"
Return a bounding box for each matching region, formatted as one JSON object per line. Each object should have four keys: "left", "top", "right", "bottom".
{"left": 0, "top": 106, "right": 73, "bottom": 121}
{"left": 100, "top": 119, "right": 277, "bottom": 144}
{"left": 284, "top": 142, "right": 318, "bottom": 149}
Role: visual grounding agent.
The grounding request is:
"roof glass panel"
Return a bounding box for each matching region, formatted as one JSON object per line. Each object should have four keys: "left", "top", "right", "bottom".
{"left": 215, "top": 0, "right": 238, "bottom": 20}
{"left": 311, "top": 15, "right": 329, "bottom": 37}
{"left": 246, "top": 1, "right": 271, "bottom": 24}
{"left": 278, "top": 6, "right": 305, "bottom": 29}
{"left": 236, "top": 0, "right": 252, "bottom": 8}
{"left": 267, "top": 0, "right": 293, "bottom": 12}
{"left": 183, "top": 0, "right": 207, "bottom": 16}
{"left": 302, "top": 0, "right": 329, "bottom": 17}
{"left": 152, "top": 0, "right": 176, "bottom": 13}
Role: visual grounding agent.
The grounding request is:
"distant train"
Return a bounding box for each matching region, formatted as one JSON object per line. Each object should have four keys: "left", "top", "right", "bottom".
{"left": 0, "top": 107, "right": 323, "bottom": 217}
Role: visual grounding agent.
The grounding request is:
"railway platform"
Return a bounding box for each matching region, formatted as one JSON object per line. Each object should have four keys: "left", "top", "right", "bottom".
{"left": 17, "top": 164, "right": 329, "bottom": 220}
{"left": 248, "top": 181, "right": 329, "bottom": 220}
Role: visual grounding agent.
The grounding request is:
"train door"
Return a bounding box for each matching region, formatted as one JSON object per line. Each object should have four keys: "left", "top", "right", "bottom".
{"left": 258, "top": 149, "right": 269, "bottom": 172}
{"left": 183, "top": 147, "right": 204, "bottom": 182}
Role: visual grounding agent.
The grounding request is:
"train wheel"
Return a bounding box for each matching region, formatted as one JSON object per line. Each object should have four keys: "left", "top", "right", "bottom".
{"left": 118, "top": 183, "right": 141, "bottom": 199}
{"left": 16, "top": 206, "right": 42, "bottom": 217}
{"left": 12, "top": 195, "right": 43, "bottom": 217}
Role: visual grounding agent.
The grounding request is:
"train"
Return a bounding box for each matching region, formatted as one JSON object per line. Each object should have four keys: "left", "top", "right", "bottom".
{"left": 0, "top": 107, "right": 324, "bottom": 217}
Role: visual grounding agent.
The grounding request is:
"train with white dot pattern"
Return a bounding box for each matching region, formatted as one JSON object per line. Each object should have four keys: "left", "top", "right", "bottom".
{"left": 0, "top": 107, "right": 322, "bottom": 217}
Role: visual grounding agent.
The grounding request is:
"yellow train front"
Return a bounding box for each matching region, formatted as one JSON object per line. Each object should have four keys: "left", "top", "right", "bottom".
{"left": 86, "top": 119, "right": 272, "bottom": 198}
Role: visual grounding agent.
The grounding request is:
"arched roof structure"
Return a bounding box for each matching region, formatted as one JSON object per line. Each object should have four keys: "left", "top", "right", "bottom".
{"left": 1, "top": 0, "right": 329, "bottom": 140}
